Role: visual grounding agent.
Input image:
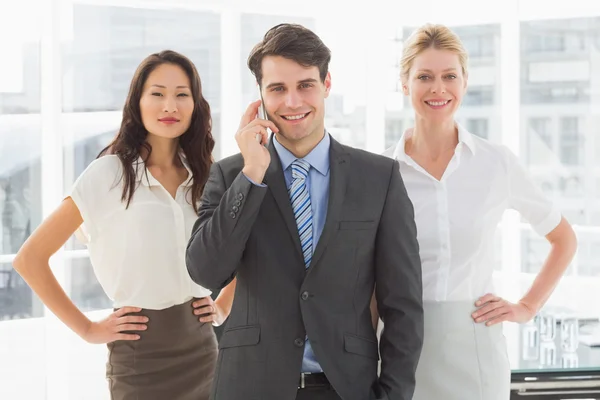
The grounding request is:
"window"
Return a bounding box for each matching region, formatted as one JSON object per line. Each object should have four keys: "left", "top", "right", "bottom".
{"left": 520, "top": 17, "right": 600, "bottom": 326}
{"left": 384, "top": 116, "right": 403, "bottom": 149}
{"left": 466, "top": 118, "right": 488, "bottom": 139}
{"left": 0, "top": 2, "right": 42, "bottom": 311}
{"left": 462, "top": 85, "right": 495, "bottom": 106}
{"left": 526, "top": 117, "right": 552, "bottom": 165}
{"left": 559, "top": 117, "right": 583, "bottom": 166}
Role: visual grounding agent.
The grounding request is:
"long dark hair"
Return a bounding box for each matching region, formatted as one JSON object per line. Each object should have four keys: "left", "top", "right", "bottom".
{"left": 99, "top": 50, "right": 214, "bottom": 213}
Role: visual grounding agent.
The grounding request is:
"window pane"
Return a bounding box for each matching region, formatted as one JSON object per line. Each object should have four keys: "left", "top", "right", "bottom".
{"left": 559, "top": 117, "right": 583, "bottom": 166}
{"left": 520, "top": 18, "right": 600, "bottom": 233}
{"left": 466, "top": 118, "right": 489, "bottom": 139}
{"left": 67, "top": 257, "right": 112, "bottom": 312}
{"left": 0, "top": 261, "right": 43, "bottom": 320}
{"left": 0, "top": 5, "right": 42, "bottom": 256}
{"left": 384, "top": 117, "right": 403, "bottom": 149}
{"left": 521, "top": 230, "right": 553, "bottom": 275}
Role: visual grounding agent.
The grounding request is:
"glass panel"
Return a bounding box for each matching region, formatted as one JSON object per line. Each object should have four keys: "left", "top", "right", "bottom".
{"left": 0, "top": 1, "right": 42, "bottom": 256}
{"left": 0, "top": 261, "right": 43, "bottom": 321}
{"left": 520, "top": 17, "right": 600, "bottom": 233}
{"left": 67, "top": 257, "right": 112, "bottom": 312}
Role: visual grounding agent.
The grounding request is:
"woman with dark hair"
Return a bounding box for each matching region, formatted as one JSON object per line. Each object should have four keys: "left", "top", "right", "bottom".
{"left": 13, "top": 50, "right": 233, "bottom": 399}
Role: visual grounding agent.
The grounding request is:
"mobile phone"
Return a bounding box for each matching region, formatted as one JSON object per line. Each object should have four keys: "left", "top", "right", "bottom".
{"left": 256, "top": 88, "right": 271, "bottom": 145}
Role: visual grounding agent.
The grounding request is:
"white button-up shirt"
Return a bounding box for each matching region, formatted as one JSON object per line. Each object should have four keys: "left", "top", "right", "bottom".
{"left": 69, "top": 155, "right": 211, "bottom": 310}
{"left": 383, "top": 124, "right": 561, "bottom": 302}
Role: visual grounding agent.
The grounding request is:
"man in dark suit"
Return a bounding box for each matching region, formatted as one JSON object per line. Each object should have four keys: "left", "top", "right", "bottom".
{"left": 186, "top": 23, "right": 423, "bottom": 400}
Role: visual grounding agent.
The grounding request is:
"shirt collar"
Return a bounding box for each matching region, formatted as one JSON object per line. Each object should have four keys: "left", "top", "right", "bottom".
{"left": 273, "top": 131, "right": 331, "bottom": 176}
{"left": 135, "top": 152, "right": 193, "bottom": 187}
{"left": 392, "top": 121, "right": 477, "bottom": 163}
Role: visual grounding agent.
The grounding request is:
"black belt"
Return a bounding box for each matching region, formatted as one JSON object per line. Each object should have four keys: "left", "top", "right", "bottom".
{"left": 298, "top": 372, "right": 330, "bottom": 389}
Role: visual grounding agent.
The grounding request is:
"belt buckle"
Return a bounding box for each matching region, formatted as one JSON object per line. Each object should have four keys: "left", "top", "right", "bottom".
{"left": 299, "top": 372, "right": 310, "bottom": 389}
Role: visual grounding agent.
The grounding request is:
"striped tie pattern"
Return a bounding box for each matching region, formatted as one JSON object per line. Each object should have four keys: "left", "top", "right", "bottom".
{"left": 289, "top": 159, "right": 313, "bottom": 267}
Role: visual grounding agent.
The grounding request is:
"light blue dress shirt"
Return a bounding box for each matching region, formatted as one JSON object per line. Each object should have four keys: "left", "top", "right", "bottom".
{"left": 245, "top": 133, "right": 331, "bottom": 373}
{"left": 273, "top": 133, "right": 330, "bottom": 373}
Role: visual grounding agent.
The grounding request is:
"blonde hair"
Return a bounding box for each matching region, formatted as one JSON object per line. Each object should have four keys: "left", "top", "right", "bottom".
{"left": 400, "top": 23, "right": 469, "bottom": 82}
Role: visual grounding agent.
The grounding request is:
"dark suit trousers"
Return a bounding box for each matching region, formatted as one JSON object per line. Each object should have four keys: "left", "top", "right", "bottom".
{"left": 296, "top": 387, "right": 343, "bottom": 400}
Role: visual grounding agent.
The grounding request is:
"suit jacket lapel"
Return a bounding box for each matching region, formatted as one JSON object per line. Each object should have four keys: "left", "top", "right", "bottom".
{"left": 308, "top": 137, "right": 349, "bottom": 271}
{"left": 264, "top": 138, "right": 303, "bottom": 258}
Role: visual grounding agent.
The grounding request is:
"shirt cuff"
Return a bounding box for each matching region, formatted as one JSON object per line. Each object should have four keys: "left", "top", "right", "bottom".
{"left": 243, "top": 173, "right": 267, "bottom": 187}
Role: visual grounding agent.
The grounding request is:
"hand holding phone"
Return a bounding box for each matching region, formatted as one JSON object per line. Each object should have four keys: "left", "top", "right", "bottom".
{"left": 256, "top": 103, "right": 267, "bottom": 143}
{"left": 235, "top": 100, "right": 278, "bottom": 183}
{"left": 256, "top": 89, "right": 272, "bottom": 145}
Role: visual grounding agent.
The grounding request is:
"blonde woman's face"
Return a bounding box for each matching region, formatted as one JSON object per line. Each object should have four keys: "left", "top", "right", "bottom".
{"left": 403, "top": 48, "right": 467, "bottom": 123}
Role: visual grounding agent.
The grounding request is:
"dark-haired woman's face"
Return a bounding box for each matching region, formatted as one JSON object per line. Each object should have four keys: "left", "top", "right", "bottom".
{"left": 139, "top": 63, "right": 194, "bottom": 141}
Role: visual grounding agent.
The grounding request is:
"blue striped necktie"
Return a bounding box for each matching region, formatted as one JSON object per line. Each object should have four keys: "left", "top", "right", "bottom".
{"left": 289, "top": 159, "right": 313, "bottom": 267}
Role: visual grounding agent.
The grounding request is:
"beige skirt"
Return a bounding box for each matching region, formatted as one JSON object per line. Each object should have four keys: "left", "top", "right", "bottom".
{"left": 106, "top": 299, "right": 218, "bottom": 400}
{"left": 412, "top": 301, "right": 511, "bottom": 400}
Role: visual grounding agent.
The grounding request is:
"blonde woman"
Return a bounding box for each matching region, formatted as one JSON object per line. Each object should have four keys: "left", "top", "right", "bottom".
{"left": 381, "top": 24, "right": 577, "bottom": 399}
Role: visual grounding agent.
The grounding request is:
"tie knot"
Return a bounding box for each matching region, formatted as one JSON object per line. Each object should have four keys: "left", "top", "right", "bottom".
{"left": 291, "top": 159, "right": 310, "bottom": 180}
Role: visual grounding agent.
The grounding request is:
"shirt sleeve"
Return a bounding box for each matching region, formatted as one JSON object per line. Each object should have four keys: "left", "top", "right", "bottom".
{"left": 505, "top": 147, "right": 562, "bottom": 236}
{"left": 66, "top": 157, "right": 118, "bottom": 244}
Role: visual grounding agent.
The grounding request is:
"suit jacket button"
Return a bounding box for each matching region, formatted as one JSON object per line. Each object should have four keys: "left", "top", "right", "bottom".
{"left": 230, "top": 212, "right": 236, "bottom": 219}
{"left": 294, "top": 338, "right": 304, "bottom": 347}
{"left": 237, "top": 193, "right": 244, "bottom": 200}
{"left": 232, "top": 205, "right": 239, "bottom": 213}
{"left": 234, "top": 200, "right": 241, "bottom": 207}
{"left": 301, "top": 291, "right": 309, "bottom": 300}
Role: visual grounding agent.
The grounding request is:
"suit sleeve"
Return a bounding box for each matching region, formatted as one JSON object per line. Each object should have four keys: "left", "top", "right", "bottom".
{"left": 375, "top": 160, "right": 424, "bottom": 400}
{"left": 186, "top": 162, "right": 268, "bottom": 290}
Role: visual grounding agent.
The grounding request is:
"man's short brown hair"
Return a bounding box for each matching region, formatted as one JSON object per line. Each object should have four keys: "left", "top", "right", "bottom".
{"left": 247, "top": 23, "right": 331, "bottom": 86}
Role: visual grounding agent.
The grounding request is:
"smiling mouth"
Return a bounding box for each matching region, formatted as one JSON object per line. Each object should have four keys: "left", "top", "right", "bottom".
{"left": 281, "top": 112, "right": 310, "bottom": 121}
{"left": 425, "top": 100, "right": 450, "bottom": 107}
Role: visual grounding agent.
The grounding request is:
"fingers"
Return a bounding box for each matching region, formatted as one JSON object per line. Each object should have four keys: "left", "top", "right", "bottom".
{"left": 241, "top": 119, "right": 278, "bottom": 136}
{"left": 237, "top": 124, "right": 271, "bottom": 148}
{"left": 239, "top": 100, "right": 262, "bottom": 129}
{"left": 115, "top": 333, "right": 141, "bottom": 341}
{"left": 485, "top": 313, "right": 508, "bottom": 326}
{"left": 193, "top": 297, "right": 212, "bottom": 308}
{"left": 199, "top": 315, "right": 215, "bottom": 323}
{"left": 117, "top": 315, "right": 149, "bottom": 324}
{"left": 194, "top": 306, "right": 214, "bottom": 315}
{"left": 473, "top": 303, "right": 507, "bottom": 323}
{"left": 115, "top": 323, "right": 148, "bottom": 332}
{"left": 475, "top": 293, "right": 500, "bottom": 307}
{"left": 472, "top": 301, "right": 503, "bottom": 320}
{"left": 251, "top": 125, "right": 270, "bottom": 146}
{"left": 238, "top": 101, "right": 279, "bottom": 133}
{"left": 114, "top": 307, "right": 142, "bottom": 317}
